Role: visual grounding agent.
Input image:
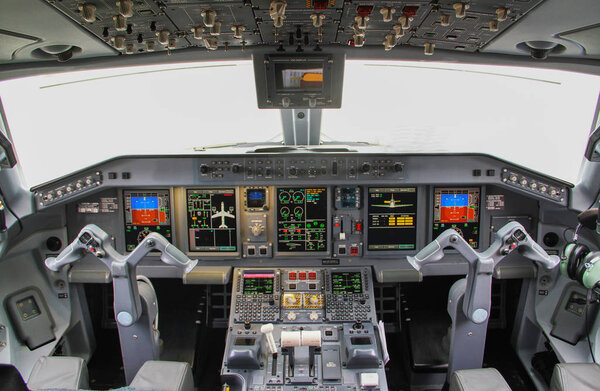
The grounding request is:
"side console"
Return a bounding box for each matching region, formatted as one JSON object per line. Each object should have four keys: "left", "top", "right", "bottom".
{"left": 222, "top": 267, "right": 388, "bottom": 391}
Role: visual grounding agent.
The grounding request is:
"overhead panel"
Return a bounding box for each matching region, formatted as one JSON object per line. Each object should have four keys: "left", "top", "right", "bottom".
{"left": 45, "top": 0, "right": 544, "bottom": 55}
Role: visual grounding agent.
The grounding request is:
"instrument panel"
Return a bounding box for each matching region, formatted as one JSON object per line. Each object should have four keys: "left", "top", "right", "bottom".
{"left": 56, "top": 153, "right": 568, "bottom": 276}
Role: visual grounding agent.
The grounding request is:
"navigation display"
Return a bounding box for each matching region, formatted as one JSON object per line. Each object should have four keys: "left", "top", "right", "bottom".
{"left": 243, "top": 272, "right": 275, "bottom": 295}
{"left": 187, "top": 189, "right": 237, "bottom": 252}
{"left": 433, "top": 187, "right": 480, "bottom": 248}
{"left": 367, "top": 187, "right": 418, "bottom": 251}
{"left": 331, "top": 271, "right": 362, "bottom": 294}
{"left": 277, "top": 188, "right": 327, "bottom": 252}
{"left": 124, "top": 190, "right": 172, "bottom": 251}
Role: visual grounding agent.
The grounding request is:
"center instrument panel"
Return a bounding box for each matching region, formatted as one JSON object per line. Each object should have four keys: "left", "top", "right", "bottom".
{"left": 51, "top": 153, "right": 570, "bottom": 278}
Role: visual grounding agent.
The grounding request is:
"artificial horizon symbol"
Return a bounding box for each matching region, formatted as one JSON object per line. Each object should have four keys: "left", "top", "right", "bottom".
{"left": 212, "top": 202, "right": 235, "bottom": 228}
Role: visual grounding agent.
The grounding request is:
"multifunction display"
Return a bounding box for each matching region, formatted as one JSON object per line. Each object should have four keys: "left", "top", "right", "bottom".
{"left": 243, "top": 272, "right": 275, "bottom": 295}
{"left": 367, "top": 187, "right": 418, "bottom": 251}
{"left": 331, "top": 272, "right": 362, "bottom": 294}
{"left": 433, "top": 187, "right": 480, "bottom": 248}
{"left": 277, "top": 188, "right": 328, "bottom": 252}
{"left": 187, "top": 189, "right": 237, "bottom": 252}
{"left": 124, "top": 190, "right": 172, "bottom": 251}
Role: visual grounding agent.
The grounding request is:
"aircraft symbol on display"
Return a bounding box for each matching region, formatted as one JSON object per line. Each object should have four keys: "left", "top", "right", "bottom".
{"left": 212, "top": 202, "right": 235, "bottom": 228}
{"left": 371, "top": 194, "right": 413, "bottom": 208}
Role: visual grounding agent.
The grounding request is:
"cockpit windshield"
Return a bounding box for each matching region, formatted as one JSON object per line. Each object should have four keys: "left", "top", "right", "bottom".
{"left": 0, "top": 59, "right": 599, "bottom": 186}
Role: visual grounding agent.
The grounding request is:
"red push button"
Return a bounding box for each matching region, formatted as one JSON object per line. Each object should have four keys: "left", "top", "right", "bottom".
{"left": 299, "top": 272, "right": 307, "bottom": 280}
{"left": 350, "top": 246, "right": 359, "bottom": 255}
{"left": 308, "top": 272, "right": 317, "bottom": 280}
{"left": 289, "top": 272, "right": 297, "bottom": 280}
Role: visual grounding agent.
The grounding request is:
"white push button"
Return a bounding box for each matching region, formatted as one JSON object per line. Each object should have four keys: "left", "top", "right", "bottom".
{"left": 360, "top": 372, "right": 379, "bottom": 387}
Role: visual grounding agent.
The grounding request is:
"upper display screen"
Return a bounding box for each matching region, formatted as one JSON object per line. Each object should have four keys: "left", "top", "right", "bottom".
{"left": 187, "top": 189, "right": 237, "bottom": 252}
{"left": 433, "top": 187, "right": 480, "bottom": 248}
{"left": 367, "top": 187, "right": 418, "bottom": 251}
{"left": 277, "top": 188, "right": 328, "bottom": 252}
{"left": 123, "top": 190, "right": 172, "bottom": 252}
{"left": 331, "top": 272, "right": 362, "bottom": 294}
{"left": 243, "top": 272, "right": 275, "bottom": 295}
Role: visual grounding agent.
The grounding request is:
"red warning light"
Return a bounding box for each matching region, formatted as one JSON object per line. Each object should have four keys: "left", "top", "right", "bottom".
{"left": 313, "top": 0, "right": 328, "bottom": 10}
{"left": 402, "top": 6, "right": 419, "bottom": 17}
{"left": 356, "top": 5, "right": 373, "bottom": 16}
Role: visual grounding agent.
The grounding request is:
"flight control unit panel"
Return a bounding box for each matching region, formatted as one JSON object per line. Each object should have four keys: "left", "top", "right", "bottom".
{"left": 223, "top": 267, "right": 387, "bottom": 391}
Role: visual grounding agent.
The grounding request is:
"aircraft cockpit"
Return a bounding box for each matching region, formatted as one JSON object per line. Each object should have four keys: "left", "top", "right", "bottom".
{"left": 1, "top": 1, "right": 600, "bottom": 391}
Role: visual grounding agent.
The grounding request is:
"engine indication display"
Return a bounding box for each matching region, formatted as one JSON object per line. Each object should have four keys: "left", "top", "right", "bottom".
{"left": 187, "top": 189, "right": 237, "bottom": 252}
{"left": 243, "top": 272, "right": 275, "bottom": 295}
{"left": 277, "top": 188, "right": 327, "bottom": 252}
{"left": 433, "top": 187, "right": 480, "bottom": 248}
{"left": 367, "top": 187, "right": 418, "bottom": 251}
{"left": 124, "top": 190, "right": 172, "bottom": 252}
{"left": 331, "top": 271, "right": 362, "bottom": 294}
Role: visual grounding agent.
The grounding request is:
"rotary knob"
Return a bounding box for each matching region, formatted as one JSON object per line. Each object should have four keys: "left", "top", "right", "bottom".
{"left": 361, "top": 162, "right": 371, "bottom": 173}
{"left": 287, "top": 312, "right": 297, "bottom": 321}
{"left": 309, "top": 312, "right": 319, "bottom": 321}
{"left": 250, "top": 223, "right": 265, "bottom": 237}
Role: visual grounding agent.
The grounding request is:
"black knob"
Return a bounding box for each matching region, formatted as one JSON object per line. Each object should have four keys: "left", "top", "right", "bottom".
{"left": 200, "top": 164, "right": 209, "bottom": 174}
{"left": 543, "top": 232, "right": 559, "bottom": 247}
{"left": 353, "top": 321, "right": 363, "bottom": 330}
{"left": 394, "top": 163, "right": 403, "bottom": 172}
{"left": 244, "top": 321, "right": 251, "bottom": 330}
{"left": 46, "top": 237, "right": 62, "bottom": 252}
{"left": 361, "top": 162, "right": 371, "bottom": 173}
{"left": 289, "top": 167, "right": 297, "bottom": 176}
{"left": 232, "top": 164, "right": 241, "bottom": 174}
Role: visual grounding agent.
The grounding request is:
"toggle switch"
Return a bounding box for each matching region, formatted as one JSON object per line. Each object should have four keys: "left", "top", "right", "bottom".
{"left": 398, "top": 15, "right": 413, "bottom": 29}
{"left": 424, "top": 42, "right": 435, "bottom": 55}
{"left": 111, "top": 35, "right": 126, "bottom": 50}
{"left": 270, "top": 0, "right": 287, "bottom": 27}
{"left": 232, "top": 25, "right": 245, "bottom": 39}
{"left": 310, "top": 13, "right": 324, "bottom": 28}
{"left": 352, "top": 23, "right": 366, "bottom": 37}
{"left": 353, "top": 35, "right": 365, "bottom": 47}
{"left": 116, "top": 0, "right": 133, "bottom": 18}
{"left": 210, "top": 21, "right": 221, "bottom": 36}
{"left": 392, "top": 24, "right": 404, "bottom": 38}
{"left": 383, "top": 33, "right": 398, "bottom": 51}
{"left": 489, "top": 19, "right": 499, "bottom": 32}
{"left": 440, "top": 14, "right": 450, "bottom": 26}
{"left": 201, "top": 10, "right": 217, "bottom": 27}
{"left": 453, "top": 2, "right": 469, "bottom": 18}
{"left": 354, "top": 15, "right": 369, "bottom": 30}
{"left": 496, "top": 7, "right": 509, "bottom": 22}
{"left": 380, "top": 7, "right": 395, "bottom": 22}
{"left": 79, "top": 3, "right": 96, "bottom": 22}
{"left": 203, "top": 36, "right": 218, "bottom": 50}
{"left": 113, "top": 14, "right": 127, "bottom": 31}
{"left": 146, "top": 41, "right": 155, "bottom": 51}
{"left": 191, "top": 26, "right": 204, "bottom": 40}
{"left": 156, "top": 30, "right": 169, "bottom": 45}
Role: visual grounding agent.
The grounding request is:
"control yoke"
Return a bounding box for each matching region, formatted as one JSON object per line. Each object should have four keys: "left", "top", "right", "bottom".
{"left": 45, "top": 224, "right": 197, "bottom": 326}
{"left": 407, "top": 221, "right": 559, "bottom": 323}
